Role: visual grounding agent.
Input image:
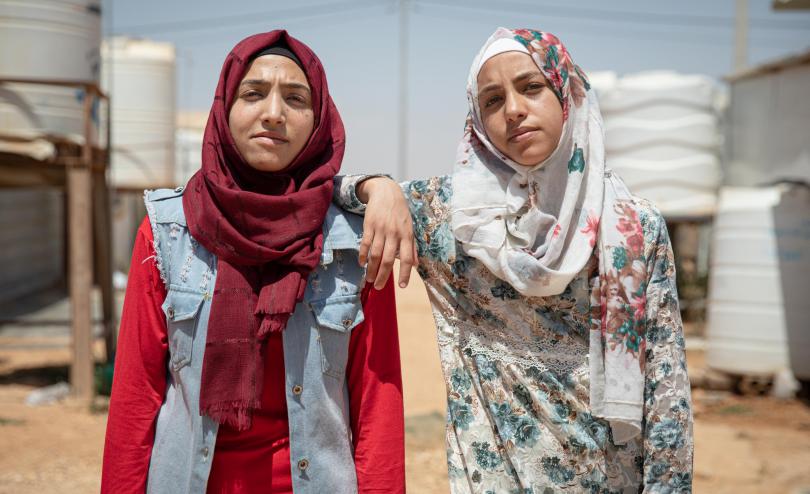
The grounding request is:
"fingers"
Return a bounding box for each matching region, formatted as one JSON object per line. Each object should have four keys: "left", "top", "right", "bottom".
{"left": 359, "top": 225, "right": 373, "bottom": 267}
{"left": 374, "top": 237, "right": 398, "bottom": 290}
{"left": 397, "top": 235, "right": 415, "bottom": 288}
{"left": 365, "top": 231, "right": 386, "bottom": 284}
{"left": 359, "top": 212, "right": 378, "bottom": 267}
{"left": 356, "top": 180, "right": 417, "bottom": 289}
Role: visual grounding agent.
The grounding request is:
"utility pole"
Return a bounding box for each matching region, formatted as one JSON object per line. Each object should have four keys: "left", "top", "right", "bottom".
{"left": 397, "top": 0, "right": 409, "bottom": 181}
{"left": 734, "top": 0, "right": 748, "bottom": 70}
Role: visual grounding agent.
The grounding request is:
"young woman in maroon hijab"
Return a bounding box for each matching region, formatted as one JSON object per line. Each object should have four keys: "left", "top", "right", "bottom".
{"left": 102, "top": 31, "right": 405, "bottom": 494}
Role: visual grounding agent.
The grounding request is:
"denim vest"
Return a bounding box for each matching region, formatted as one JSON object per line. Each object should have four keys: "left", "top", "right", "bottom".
{"left": 143, "top": 187, "right": 367, "bottom": 494}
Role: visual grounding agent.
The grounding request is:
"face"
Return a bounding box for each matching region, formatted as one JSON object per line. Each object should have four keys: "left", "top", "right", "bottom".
{"left": 229, "top": 54, "right": 315, "bottom": 172}
{"left": 476, "top": 51, "right": 563, "bottom": 167}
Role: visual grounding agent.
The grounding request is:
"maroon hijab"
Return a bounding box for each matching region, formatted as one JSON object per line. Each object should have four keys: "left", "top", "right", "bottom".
{"left": 182, "top": 31, "right": 344, "bottom": 430}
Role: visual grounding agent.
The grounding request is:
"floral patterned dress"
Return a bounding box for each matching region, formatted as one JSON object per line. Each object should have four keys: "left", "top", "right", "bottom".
{"left": 336, "top": 175, "right": 693, "bottom": 493}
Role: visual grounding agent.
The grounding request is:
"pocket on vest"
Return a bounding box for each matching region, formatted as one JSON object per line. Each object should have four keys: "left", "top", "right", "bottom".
{"left": 162, "top": 286, "right": 205, "bottom": 371}
{"left": 310, "top": 294, "right": 365, "bottom": 379}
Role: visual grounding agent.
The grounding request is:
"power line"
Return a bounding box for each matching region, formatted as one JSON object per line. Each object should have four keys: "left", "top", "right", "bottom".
{"left": 411, "top": 4, "right": 801, "bottom": 47}
{"left": 111, "top": 0, "right": 810, "bottom": 39}
{"left": 114, "top": 0, "right": 392, "bottom": 35}
{"left": 131, "top": 6, "right": 392, "bottom": 47}
{"left": 413, "top": 0, "right": 810, "bottom": 31}
{"left": 412, "top": 5, "right": 721, "bottom": 45}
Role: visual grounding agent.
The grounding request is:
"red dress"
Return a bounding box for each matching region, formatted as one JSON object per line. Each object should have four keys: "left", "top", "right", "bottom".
{"left": 102, "top": 217, "right": 405, "bottom": 493}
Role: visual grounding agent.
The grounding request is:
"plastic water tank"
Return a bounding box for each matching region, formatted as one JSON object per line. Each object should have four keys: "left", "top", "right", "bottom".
{"left": 175, "top": 128, "right": 203, "bottom": 186}
{"left": 174, "top": 110, "right": 207, "bottom": 186}
{"left": 102, "top": 37, "right": 176, "bottom": 189}
{"left": 0, "top": 0, "right": 101, "bottom": 139}
{"left": 706, "top": 185, "right": 810, "bottom": 379}
{"left": 596, "top": 71, "right": 723, "bottom": 219}
{"left": 586, "top": 70, "right": 618, "bottom": 96}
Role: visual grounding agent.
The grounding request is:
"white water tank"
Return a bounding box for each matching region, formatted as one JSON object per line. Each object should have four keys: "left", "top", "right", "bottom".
{"left": 175, "top": 128, "right": 203, "bottom": 186}
{"left": 596, "top": 71, "right": 724, "bottom": 219}
{"left": 706, "top": 185, "right": 810, "bottom": 379}
{"left": 0, "top": 0, "right": 101, "bottom": 139}
{"left": 174, "top": 110, "right": 207, "bottom": 186}
{"left": 586, "top": 70, "right": 618, "bottom": 96}
{"left": 102, "top": 37, "right": 176, "bottom": 189}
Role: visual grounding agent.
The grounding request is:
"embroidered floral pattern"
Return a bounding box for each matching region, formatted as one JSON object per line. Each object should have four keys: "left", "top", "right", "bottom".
{"left": 335, "top": 174, "right": 694, "bottom": 492}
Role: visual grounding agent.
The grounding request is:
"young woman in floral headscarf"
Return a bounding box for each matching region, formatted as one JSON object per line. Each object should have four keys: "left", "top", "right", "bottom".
{"left": 337, "top": 27, "right": 693, "bottom": 492}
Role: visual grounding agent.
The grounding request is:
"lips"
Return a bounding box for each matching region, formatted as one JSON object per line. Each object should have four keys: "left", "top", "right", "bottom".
{"left": 252, "top": 131, "right": 289, "bottom": 146}
{"left": 508, "top": 127, "right": 539, "bottom": 143}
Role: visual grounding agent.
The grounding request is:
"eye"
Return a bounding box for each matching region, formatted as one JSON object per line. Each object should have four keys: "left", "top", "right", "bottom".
{"left": 484, "top": 95, "right": 503, "bottom": 108}
{"left": 286, "top": 93, "right": 306, "bottom": 104}
{"left": 525, "top": 82, "right": 545, "bottom": 92}
{"left": 241, "top": 90, "right": 263, "bottom": 101}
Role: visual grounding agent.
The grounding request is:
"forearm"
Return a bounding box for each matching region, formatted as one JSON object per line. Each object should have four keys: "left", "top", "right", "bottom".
{"left": 333, "top": 174, "right": 391, "bottom": 215}
{"left": 333, "top": 174, "right": 451, "bottom": 288}
{"left": 641, "top": 222, "right": 694, "bottom": 492}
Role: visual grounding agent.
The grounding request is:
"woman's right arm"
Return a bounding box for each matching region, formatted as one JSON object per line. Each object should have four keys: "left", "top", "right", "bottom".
{"left": 333, "top": 175, "right": 418, "bottom": 290}
{"left": 101, "top": 217, "right": 169, "bottom": 493}
{"left": 334, "top": 174, "right": 453, "bottom": 288}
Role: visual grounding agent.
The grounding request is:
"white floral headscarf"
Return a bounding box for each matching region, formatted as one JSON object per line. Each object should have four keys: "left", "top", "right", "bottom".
{"left": 451, "top": 27, "right": 649, "bottom": 444}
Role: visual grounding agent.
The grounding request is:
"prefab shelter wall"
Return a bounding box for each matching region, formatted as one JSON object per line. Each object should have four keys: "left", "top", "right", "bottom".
{"left": 726, "top": 58, "right": 810, "bottom": 187}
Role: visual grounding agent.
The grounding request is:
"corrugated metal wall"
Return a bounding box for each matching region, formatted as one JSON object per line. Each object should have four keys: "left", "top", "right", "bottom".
{"left": 0, "top": 188, "right": 65, "bottom": 304}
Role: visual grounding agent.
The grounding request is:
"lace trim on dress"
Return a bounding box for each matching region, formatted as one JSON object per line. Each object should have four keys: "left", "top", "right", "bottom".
{"left": 449, "top": 316, "right": 588, "bottom": 377}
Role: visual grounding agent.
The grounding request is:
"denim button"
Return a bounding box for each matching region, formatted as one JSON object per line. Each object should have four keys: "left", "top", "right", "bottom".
{"left": 167, "top": 306, "right": 175, "bottom": 319}
{"left": 292, "top": 384, "right": 303, "bottom": 395}
{"left": 342, "top": 318, "right": 352, "bottom": 328}
{"left": 297, "top": 458, "right": 309, "bottom": 471}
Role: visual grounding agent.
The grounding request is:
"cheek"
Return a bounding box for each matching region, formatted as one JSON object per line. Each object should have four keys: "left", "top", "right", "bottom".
{"left": 291, "top": 110, "right": 315, "bottom": 141}
{"left": 482, "top": 112, "right": 507, "bottom": 144}
{"left": 542, "top": 97, "right": 564, "bottom": 137}
{"left": 228, "top": 102, "right": 250, "bottom": 134}
{"left": 524, "top": 99, "right": 562, "bottom": 150}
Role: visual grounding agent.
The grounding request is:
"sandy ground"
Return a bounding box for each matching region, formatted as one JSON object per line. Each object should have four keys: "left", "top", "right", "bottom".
{"left": 2, "top": 274, "right": 810, "bottom": 493}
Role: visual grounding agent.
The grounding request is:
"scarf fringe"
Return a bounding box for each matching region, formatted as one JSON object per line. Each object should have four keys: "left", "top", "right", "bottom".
{"left": 202, "top": 399, "right": 261, "bottom": 431}
{"left": 257, "top": 313, "right": 290, "bottom": 339}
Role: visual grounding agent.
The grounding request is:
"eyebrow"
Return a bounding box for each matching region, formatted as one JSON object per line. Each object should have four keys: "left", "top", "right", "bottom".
{"left": 239, "top": 79, "right": 311, "bottom": 93}
{"left": 477, "top": 70, "right": 543, "bottom": 96}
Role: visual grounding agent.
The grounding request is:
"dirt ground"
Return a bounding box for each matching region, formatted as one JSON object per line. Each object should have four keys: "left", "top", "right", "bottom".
{"left": 2, "top": 275, "right": 810, "bottom": 493}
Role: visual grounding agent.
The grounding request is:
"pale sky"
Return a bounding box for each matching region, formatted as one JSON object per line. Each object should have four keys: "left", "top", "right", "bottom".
{"left": 105, "top": 0, "right": 810, "bottom": 180}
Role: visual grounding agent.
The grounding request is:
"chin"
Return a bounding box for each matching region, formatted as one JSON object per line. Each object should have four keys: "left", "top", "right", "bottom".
{"left": 248, "top": 155, "right": 289, "bottom": 172}
{"left": 515, "top": 145, "right": 553, "bottom": 167}
{"left": 509, "top": 149, "right": 542, "bottom": 167}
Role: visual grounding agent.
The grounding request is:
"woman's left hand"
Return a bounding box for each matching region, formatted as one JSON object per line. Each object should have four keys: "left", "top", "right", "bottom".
{"left": 356, "top": 177, "right": 417, "bottom": 290}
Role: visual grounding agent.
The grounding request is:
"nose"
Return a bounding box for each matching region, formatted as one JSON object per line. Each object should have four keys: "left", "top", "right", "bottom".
{"left": 503, "top": 90, "right": 527, "bottom": 123}
{"left": 261, "top": 90, "right": 285, "bottom": 127}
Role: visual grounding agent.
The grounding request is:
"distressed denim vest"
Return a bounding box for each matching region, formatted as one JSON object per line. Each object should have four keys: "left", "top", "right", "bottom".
{"left": 143, "top": 187, "right": 367, "bottom": 494}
